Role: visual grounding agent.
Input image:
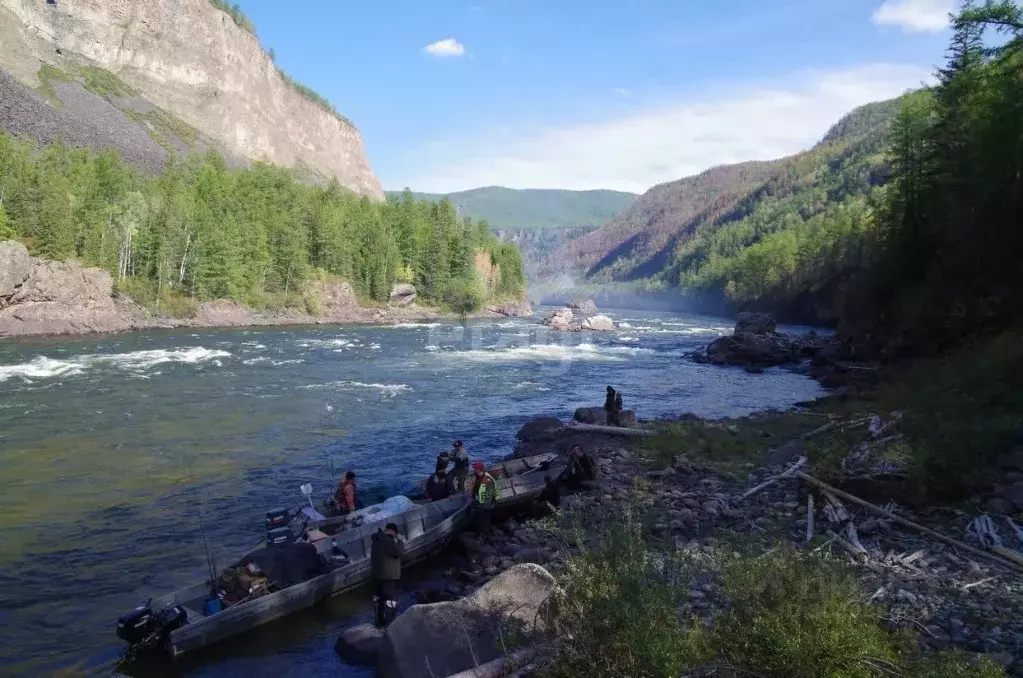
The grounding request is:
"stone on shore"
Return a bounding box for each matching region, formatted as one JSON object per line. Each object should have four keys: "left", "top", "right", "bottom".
{"left": 377, "top": 564, "right": 559, "bottom": 678}
{"left": 389, "top": 283, "right": 417, "bottom": 306}
{"left": 573, "top": 407, "right": 637, "bottom": 427}
{"left": 334, "top": 623, "right": 385, "bottom": 666}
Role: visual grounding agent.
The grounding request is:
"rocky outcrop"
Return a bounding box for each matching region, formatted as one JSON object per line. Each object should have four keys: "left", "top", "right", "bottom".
{"left": 377, "top": 564, "right": 559, "bottom": 678}
{"left": 0, "top": 240, "right": 504, "bottom": 337}
{"left": 0, "top": 240, "right": 137, "bottom": 336}
{"left": 0, "top": 0, "right": 382, "bottom": 198}
{"left": 543, "top": 307, "right": 575, "bottom": 331}
{"left": 542, "top": 306, "right": 617, "bottom": 332}
{"left": 580, "top": 313, "right": 615, "bottom": 331}
{"left": 485, "top": 299, "right": 532, "bottom": 317}
{"left": 734, "top": 311, "right": 776, "bottom": 335}
{"left": 573, "top": 406, "right": 637, "bottom": 428}
{"left": 567, "top": 298, "right": 597, "bottom": 315}
{"left": 388, "top": 283, "right": 416, "bottom": 307}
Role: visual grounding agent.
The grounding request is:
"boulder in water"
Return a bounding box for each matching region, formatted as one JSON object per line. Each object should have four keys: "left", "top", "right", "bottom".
{"left": 377, "top": 564, "right": 559, "bottom": 678}
{"left": 566, "top": 298, "right": 597, "bottom": 315}
{"left": 734, "top": 311, "right": 777, "bottom": 335}
{"left": 580, "top": 314, "right": 615, "bottom": 331}
{"left": 542, "top": 307, "right": 575, "bottom": 331}
{"left": 335, "top": 623, "right": 385, "bottom": 666}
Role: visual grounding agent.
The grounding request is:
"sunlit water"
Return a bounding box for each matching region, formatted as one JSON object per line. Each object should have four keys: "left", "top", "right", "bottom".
{"left": 0, "top": 309, "right": 822, "bottom": 677}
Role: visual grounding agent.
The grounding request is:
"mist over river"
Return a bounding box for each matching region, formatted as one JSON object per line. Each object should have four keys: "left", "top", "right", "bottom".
{"left": 0, "top": 309, "right": 822, "bottom": 677}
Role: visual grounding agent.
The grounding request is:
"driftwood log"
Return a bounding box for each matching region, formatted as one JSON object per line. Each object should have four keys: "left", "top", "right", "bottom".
{"left": 565, "top": 422, "right": 655, "bottom": 437}
{"left": 796, "top": 472, "right": 1023, "bottom": 574}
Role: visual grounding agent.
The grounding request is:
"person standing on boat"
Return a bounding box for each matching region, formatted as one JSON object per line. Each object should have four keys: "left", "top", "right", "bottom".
{"left": 435, "top": 448, "right": 451, "bottom": 473}
{"left": 371, "top": 522, "right": 404, "bottom": 627}
{"left": 425, "top": 468, "right": 453, "bottom": 501}
{"left": 335, "top": 471, "right": 357, "bottom": 514}
{"left": 469, "top": 461, "right": 500, "bottom": 539}
{"left": 450, "top": 440, "right": 470, "bottom": 491}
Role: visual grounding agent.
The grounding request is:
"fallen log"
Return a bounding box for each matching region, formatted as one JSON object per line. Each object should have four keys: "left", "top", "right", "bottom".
{"left": 565, "top": 422, "right": 654, "bottom": 437}
{"left": 739, "top": 456, "right": 807, "bottom": 501}
{"left": 796, "top": 472, "right": 1023, "bottom": 574}
{"left": 442, "top": 647, "right": 539, "bottom": 678}
{"left": 806, "top": 494, "right": 815, "bottom": 543}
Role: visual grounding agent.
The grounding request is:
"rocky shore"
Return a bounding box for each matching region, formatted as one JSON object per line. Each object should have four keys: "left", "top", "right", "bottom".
{"left": 342, "top": 337, "right": 1023, "bottom": 676}
{"left": 0, "top": 240, "right": 531, "bottom": 338}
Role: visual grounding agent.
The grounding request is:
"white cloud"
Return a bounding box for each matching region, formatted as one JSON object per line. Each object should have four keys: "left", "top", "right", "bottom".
{"left": 423, "top": 38, "right": 466, "bottom": 58}
{"left": 872, "top": 0, "right": 954, "bottom": 33}
{"left": 396, "top": 63, "right": 931, "bottom": 194}
{"left": 613, "top": 87, "right": 633, "bottom": 97}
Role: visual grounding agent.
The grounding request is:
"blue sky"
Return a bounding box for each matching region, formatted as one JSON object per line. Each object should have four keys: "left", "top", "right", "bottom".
{"left": 236, "top": 0, "right": 955, "bottom": 193}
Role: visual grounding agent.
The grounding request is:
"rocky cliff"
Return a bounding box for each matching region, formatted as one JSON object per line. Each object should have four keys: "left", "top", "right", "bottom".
{"left": 0, "top": 0, "right": 382, "bottom": 199}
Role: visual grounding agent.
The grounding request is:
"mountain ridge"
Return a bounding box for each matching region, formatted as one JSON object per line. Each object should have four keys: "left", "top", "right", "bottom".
{"left": 388, "top": 186, "right": 637, "bottom": 231}
{"left": 0, "top": 0, "right": 382, "bottom": 198}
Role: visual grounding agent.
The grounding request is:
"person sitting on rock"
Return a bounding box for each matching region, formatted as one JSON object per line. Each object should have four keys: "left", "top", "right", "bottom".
{"left": 425, "top": 468, "right": 452, "bottom": 502}
{"left": 562, "top": 445, "right": 596, "bottom": 490}
{"left": 370, "top": 523, "right": 404, "bottom": 627}
{"left": 604, "top": 385, "right": 623, "bottom": 426}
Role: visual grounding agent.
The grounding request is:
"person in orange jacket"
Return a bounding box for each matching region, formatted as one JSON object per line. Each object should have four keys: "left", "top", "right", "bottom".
{"left": 335, "top": 471, "right": 357, "bottom": 514}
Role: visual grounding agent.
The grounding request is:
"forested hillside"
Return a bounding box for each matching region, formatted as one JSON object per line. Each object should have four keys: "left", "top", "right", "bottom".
{"left": 0, "top": 133, "right": 525, "bottom": 314}
{"left": 389, "top": 186, "right": 636, "bottom": 231}
{"left": 541, "top": 96, "right": 904, "bottom": 322}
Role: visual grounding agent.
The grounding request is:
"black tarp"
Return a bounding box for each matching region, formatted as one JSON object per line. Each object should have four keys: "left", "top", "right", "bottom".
{"left": 244, "top": 542, "right": 327, "bottom": 589}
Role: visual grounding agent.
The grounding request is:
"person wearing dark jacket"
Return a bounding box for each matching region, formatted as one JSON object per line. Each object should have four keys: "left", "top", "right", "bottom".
{"left": 604, "top": 385, "right": 621, "bottom": 426}
{"left": 425, "top": 469, "right": 452, "bottom": 501}
{"left": 370, "top": 523, "right": 404, "bottom": 627}
{"left": 563, "top": 445, "right": 597, "bottom": 490}
{"left": 450, "top": 440, "right": 470, "bottom": 491}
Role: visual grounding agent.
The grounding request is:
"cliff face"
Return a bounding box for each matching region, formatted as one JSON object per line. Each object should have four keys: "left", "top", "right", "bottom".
{"left": 0, "top": 0, "right": 383, "bottom": 199}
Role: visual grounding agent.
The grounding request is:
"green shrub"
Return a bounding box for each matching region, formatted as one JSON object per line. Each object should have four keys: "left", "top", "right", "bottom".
{"left": 114, "top": 278, "right": 198, "bottom": 319}
{"left": 878, "top": 333, "right": 1023, "bottom": 501}
{"left": 0, "top": 205, "right": 17, "bottom": 239}
{"left": 79, "top": 66, "right": 136, "bottom": 98}
{"left": 442, "top": 275, "right": 486, "bottom": 317}
{"left": 717, "top": 549, "right": 901, "bottom": 677}
{"left": 545, "top": 516, "right": 714, "bottom": 678}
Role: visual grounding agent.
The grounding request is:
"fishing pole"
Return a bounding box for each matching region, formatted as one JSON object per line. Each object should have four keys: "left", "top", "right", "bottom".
{"left": 183, "top": 451, "right": 218, "bottom": 592}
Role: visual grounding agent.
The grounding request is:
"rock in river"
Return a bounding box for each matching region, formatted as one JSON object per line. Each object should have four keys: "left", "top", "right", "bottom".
{"left": 580, "top": 313, "right": 615, "bottom": 331}
{"left": 378, "top": 564, "right": 559, "bottom": 678}
{"left": 335, "top": 623, "right": 385, "bottom": 666}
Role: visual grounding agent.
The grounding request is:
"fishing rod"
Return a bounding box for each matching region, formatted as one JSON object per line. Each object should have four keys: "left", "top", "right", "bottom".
{"left": 183, "top": 450, "right": 219, "bottom": 607}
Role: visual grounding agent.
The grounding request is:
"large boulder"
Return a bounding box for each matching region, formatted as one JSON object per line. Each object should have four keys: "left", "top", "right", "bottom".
{"left": 0, "top": 240, "right": 32, "bottom": 301}
{"left": 573, "top": 407, "right": 636, "bottom": 427}
{"left": 486, "top": 299, "right": 532, "bottom": 317}
{"left": 566, "top": 298, "right": 597, "bottom": 315}
{"left": 0, "top": 241, "right": 135, "bottom": 337}
{"left": 580, "top": 314, "right": 615, "bottom": 331}
{"left": 334, "top": 623, "right": 385, "bottom": 666}
{"left": 542, "top": 307, "right": 575, "bottom": 331}
{"left": 735, "top": 311, "right": 777, "bottom": 335}
{"left": 516, "top": 417, "right": 565, "bottom": 442}
{"left": 378, "top": 564, "right": 559, "bottom": 678}
{"left": 389, "top": 283, "right": 417, "bottom": 306}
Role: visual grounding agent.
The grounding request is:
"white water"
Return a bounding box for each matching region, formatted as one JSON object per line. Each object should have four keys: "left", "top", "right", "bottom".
{"left": 0, "top": 347, "right": 231, "bottom": 383}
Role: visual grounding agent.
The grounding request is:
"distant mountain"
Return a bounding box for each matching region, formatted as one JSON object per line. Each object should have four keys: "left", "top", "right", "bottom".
{"left": 540, "top": 96, "right": 905, "bottom": 322}
{"left": 386, "top": 186, "right": 637, "bottom": 231}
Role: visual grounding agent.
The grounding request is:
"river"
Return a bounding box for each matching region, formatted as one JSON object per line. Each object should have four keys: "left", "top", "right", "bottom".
{"left": 0, "top": 309, "right": 822, "bottom": 677}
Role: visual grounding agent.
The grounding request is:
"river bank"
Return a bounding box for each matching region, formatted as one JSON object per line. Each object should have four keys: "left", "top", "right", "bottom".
{"left": 0, "top": 239, "right": 531, "bottom": 339}
{"left": 382, "top": 329, "right": 1023, "bottom": 677}
{"left": 401, "top": 399, "right": 1021, "bottom": 677}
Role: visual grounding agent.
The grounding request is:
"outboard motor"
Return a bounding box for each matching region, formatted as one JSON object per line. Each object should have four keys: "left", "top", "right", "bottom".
{"left": 266, "top": 507, "right": 294, "bottom": 547}
{"left": 116, "top": 602, "right": 188, "bottom": 655}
